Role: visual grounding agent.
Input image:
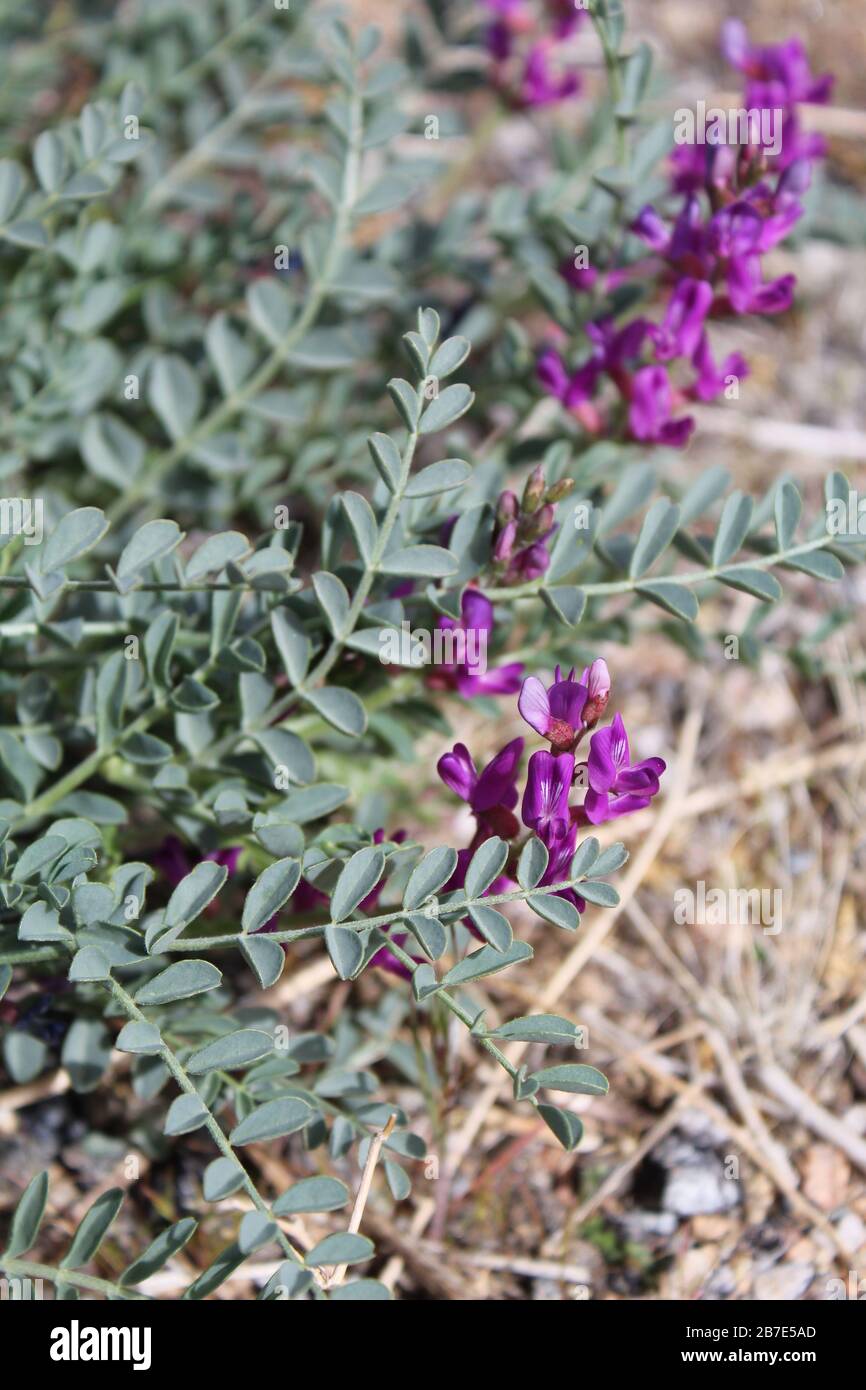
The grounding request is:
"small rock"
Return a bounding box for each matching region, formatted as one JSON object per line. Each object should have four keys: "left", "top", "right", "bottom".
{"left": 620, "top": 1209, "right": 679, "bottom": 1239}
{"left": 664, "top": 1164, "right": 740, "bottom": 1217}
{"left": 653, "top": 1136, "right": 740, "bottom": 1217}
{"left": 801, "top": 1143, "right": 850, "bottom": 1211}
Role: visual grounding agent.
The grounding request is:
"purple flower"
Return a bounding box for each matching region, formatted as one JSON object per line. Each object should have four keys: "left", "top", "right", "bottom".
{"left": 582, "top": 713, "right": 666, "bottom": 823}
{"left": 689, "top": 334, "right": 749, "bottom": 402}
{"left": 726, "top": 256, "right": 796, "bottom": 315}
{"left": 650, "top": 278, "right": 714, "bottom": 361}
{"left": 558, "top": 259, "right": 599, "bottom": 292}
{"left": 513, "top": 541, "right": 552, "bottom": 581}
{"left": 518, "top": 663, "right": 606, "bottom": 751}
{"left": 522, "top": 43, "right": 580, "bottom": 107}
{"left": 586, "top": 317, "right": 652, "bottom": 374}
{"left": 536, "top": 347, "right": 601, "bottom": 408}
{"left": 721, "top": 20, "right": 833, "bottom": 110}
{"left": 548, "top": 22, "right": 832, "bottom": 451}
{"left": 433, "top": 590, "right": 523, "bottom": 697}
{"left": 521, "top": 748, "right": 574, "bottom": 840}
{"left": 544, "top": 0, "right": 585, "bottom": 40}
{"left": 628, "top": 366, "right": 695, "bottom": 447}
{"left": 438, "top": 737, "right": 524, "bottom": 841}
{"left": 520, "top": 749, "right": 586, "bottom": 913}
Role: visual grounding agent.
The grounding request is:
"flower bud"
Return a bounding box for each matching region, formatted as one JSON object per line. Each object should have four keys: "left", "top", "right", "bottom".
{"left": 496, "top": 490, "right": 519, "bottom": 527}
{"left": 545, "top": 477, "right": 575, "bottom": 504}
{"left": 580, "top": 658, "right": 611, "bottom": 727}
{"left": 521, "top": 465, "right": 546, "bottom": 513}
{"left": 524, "top": 502, "right": 555, "bottom": 541}
{"left": 493, "top": 519, "right": 517, "bottom": 564}
{"left": 517, "top": 541, "right": 550, "bottom": 581}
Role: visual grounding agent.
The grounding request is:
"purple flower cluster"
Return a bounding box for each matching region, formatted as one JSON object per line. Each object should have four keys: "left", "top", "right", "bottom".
{"left": 436, "top": 656, "right": 666, "bottom": 923}
{"left": 490, "top": 464, "right": 574, "bottom": 587}
{"left": 483, "top": 0, "right": 585, "bottom": 109}
{"left": 537, "top": 22, "right": 832, "bottom": 446}
{"left": 152, "top": 670, "right": 664, "bottom": 981}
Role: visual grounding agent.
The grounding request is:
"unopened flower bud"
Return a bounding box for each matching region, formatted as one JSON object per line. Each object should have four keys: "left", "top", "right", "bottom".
{"left": 524, "top": 502, "right": 555, "bottom": 541}
{"left": 496, "top": 490, "right": 519, "bottom": 527}
{"left": 517, "top": 541, "right": 550, "bottom": 581}
{"left": 493, "top": 519, "right": 517, "bottom": 564}
{"left": 522, "top": 465, "right": 546, "bottom": 513}
{"left": 545, "top": 477, "right": 575, "bottom": 504}
{"left": 580, "top": 657, "right": 611, "bottom": 727}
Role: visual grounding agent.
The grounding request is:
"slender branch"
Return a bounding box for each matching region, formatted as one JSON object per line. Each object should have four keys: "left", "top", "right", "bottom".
{"left": 482, "top": 534, "right": 837, "bottom": 601}
{"left": 104, "top": 977, "right": 311, "bottom": 1276}
{"left": 195, "top": 379, "right": 424, "bottom": 770}
{"left": 324, "top": 1113, "right": 396, "bottom": 1289}
{"left": 0, "top": 1256, "right": 152, "bottom": 1301}
{"left": 164, "top": 869, "right": 608, "bottom": 952}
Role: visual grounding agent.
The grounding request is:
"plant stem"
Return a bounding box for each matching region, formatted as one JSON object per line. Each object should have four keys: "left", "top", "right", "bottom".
{"left": 165, "top": 868, "right": 610, "bottom": 951}
{"left": 0, "top": 1256, "right": 152, "bottom": 1301}
{"left": 482, "top": 534, "right": 836, "bottom": 601}
{"left": 104, "top": 976, "right": 310, "bottom": 1275}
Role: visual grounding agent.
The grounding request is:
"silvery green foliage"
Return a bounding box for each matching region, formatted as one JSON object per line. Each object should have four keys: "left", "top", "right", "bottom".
{"left": 0, "top": 0, "right": 863, "bottom": 1300}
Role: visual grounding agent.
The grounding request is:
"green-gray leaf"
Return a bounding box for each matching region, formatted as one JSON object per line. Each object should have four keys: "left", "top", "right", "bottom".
{"left": 241, "top": 935, "right": 285, "bottom": 988}
{"left": 271, "top": 609, "right": 310, "bottom": 687}
{"left": 404, "top": 459, "right": 471, "bottom": 498}
{"left": 418, "top": 384, "right": 474, "bottom": 435}
{"left": 63, "top": 1188, "right": 124, "bottom": 1269}
{"left": 379, "top": 545, "right": 457, "bottom": 578}
{"left": 468, "top": 903, "right": 512, "bottom": 953}
{"left": 305, "top": 1232, "right": 374, "bottom": 1267}
{"left": 116, "top": 1022, "right": 162, "bottom": 1055}
{"left": 629, "top": 499, "right": 680, "bottom": 578}
{"left": 528, "top": 893, "right": 580, "bottom": 931}
{"left": 538, "top": 1104, "right": 584, "bottom": 1152}
{"left": 121, "top": 1218, "right": 197, "bottom": 1284}
{"left": 330, "top": 845, "right": 385, "bottom": 921}
{"left": 517, "top": 837, "right": 548, "bottom": 890}
{"left": 712, "top": 491, "right": 753, "bottom": 567}
{"left": 4, "top": 1171, "right": 49, "bottom": 1257}
{"left": 304, "top": 686, "right": 367, "bottom": 737}
{"left": 465, "top": 837, "right": 508, "bottom": 898}
{"left": 242, "top": 858, "right": 301, "bottom": 934}
{"left": 40, "top": 507, "right": 108, "bottom": 575}
{"left": 325, "top": 923, "right": 365, "bottom": 980}
{"left": 186, "top": 1029, "right": 274, "bottom": 1075}
{"left": 273, "top": 1176, "right": 349, "bottom": 1216}
{"left": 134, "top": 960, "right": 222, "bottom": 1006}
{"left": 230, "top": 1097, "right": 313, "bottom": 1145}
{"left": 488, "top": 1014, "right": 581, "bottom": 1045}
{"left": 163, "top": 1093, "right": 209, "bottom": 1136}
{"left": 441, "top": 940, "right": 532, "bottom": 987}
{"left": 532, "top": 1064, "right": 609, "bottom": 1095}
{"left": 403, "top": 846, "right": 457, "bottom": 910}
